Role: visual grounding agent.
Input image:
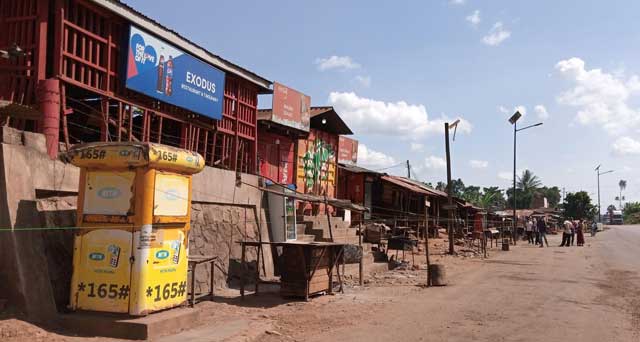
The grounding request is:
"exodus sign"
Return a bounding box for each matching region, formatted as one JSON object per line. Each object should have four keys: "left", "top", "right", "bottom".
{"left": 125, "top": 25, "right": 225, "bottom": 120}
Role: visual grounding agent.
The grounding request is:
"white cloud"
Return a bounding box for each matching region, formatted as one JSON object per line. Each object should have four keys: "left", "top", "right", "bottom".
{"left": 499, "top": 168, "right": 527, "bottom": 182}
{"left": 612, "top": 137, "right": 640, "bottom": 156}
{"left": 555, "top": 57, "right": 640, "bottom": 135}
{"left": 424, "top": 156, "right": 447, "bottom": 170}
{"left": 534, "top": 105, "right": 549, "bottom": 120}
{"left": 499, "top": 105, "right": 527, "bottom": 117}
{"left": 482, "top": 22, "right": 511, "bottom": 46}
{"left": 315, "top": 55, "right": 360, "bottom": 71}
{"left": 470, "top": 159, "right": 489, "bottom": 169}
{"left": 328, "top": 92, "right": 472, "bottom": 140}
{"left": 498, "top": 171, "right": 512, "bottom": 181}
{"left": 357, "top": 144, "right": 396, "bottom": 169}
{"left": 514, "top": 105, "right": 527, "bottom": 116}
{"left": 465, "top": 10, "right": 481, "bottom": 27}
{"left": 354, "top": 75, "right": 371, "bottom": 87}
{"left": 449, "top": 0, "right": 465, "bottom": 5}
{"left": 410, "top": 142, "right": 424, "bottom": 152}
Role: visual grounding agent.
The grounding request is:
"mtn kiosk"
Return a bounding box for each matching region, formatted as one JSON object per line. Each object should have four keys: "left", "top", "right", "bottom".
{"left": 67, "top": 142, "right": 204, "bottom": 315}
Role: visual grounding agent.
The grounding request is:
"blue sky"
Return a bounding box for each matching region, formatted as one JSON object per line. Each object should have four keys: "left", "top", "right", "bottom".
{"left": 125, "top": 0, "right": 640, "bottom": 209}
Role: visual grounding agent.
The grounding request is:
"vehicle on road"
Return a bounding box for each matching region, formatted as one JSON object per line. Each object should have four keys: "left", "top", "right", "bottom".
{"left": 610, "top": 210, "right": 624, "bottom": 225}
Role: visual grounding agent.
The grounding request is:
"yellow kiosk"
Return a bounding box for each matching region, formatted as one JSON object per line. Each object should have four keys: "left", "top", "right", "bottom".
{"left": 67, "top": 142, "right": 204, "bottom": 315}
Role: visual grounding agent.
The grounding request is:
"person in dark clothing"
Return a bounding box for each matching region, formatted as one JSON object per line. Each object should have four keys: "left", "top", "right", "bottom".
{"left": 537, "top": 217, "right": 549, "bottom": 247}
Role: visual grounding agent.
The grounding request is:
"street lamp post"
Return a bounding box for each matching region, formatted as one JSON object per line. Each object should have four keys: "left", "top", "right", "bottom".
{"left": 594, "top": 165, "right": 614, "bottom": 222}
{"left": 508, "top": 111, "right": 542, "bottom": 245}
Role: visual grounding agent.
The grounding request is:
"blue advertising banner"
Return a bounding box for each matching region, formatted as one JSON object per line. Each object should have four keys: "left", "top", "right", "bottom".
{"left": 126, "top": 25, "right": 225, "bottom": 120}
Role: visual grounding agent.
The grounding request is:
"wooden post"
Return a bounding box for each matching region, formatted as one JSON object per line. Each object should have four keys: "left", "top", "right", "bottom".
{"left": 240, "top": 242, "right": 246, "bottom": 299}
{"left": 358, "top": 222, "right": 363, "bottom": 286}
{"left": 425, "top": 201, "right": 431, "bottom": 286}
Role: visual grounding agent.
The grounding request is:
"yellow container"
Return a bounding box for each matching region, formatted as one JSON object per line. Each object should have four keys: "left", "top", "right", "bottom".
{"left": 67, "top": 142, "right": 204, "bottom": 315}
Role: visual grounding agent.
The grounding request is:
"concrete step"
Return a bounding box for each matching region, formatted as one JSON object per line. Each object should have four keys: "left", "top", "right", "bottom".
{"left": 296, "top": 234, "right": 316, "bottom": 242}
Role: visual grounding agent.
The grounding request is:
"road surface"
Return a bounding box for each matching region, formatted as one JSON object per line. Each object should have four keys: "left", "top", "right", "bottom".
{"left": 264, "top": 226, "right": 640, "bottom": 342}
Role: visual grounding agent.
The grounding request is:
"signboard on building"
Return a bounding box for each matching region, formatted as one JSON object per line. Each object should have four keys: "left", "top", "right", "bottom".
{"left": 125, "top": 25, "right": 225, "bottom": 120}
{"left": 269, "top": 82, "right": 311, "bottom": 132}
{"left": 338, "top": 136, "right": 358, "bottom": 164}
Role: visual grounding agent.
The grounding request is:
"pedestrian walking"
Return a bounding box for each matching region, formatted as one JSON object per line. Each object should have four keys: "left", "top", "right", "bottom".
{"left": 537, "top": 217, "right": 549, "bottom": 247}
{"left": 577, "top": 220, "right": 585, "bottom": 246}
{"left": 533, "top": 218, "right": 540, "bottom": 245}
{"left": 570, "top": 221, "right": 576, "bottom": 246}
{"left": 526, "top": 218, "right": 534, "bottom": 244}
{"left": 591, "top": 221, "right": 598, "bottom": 237}
{"left": 560, "top": 220, "right": 573, "bottom": 247}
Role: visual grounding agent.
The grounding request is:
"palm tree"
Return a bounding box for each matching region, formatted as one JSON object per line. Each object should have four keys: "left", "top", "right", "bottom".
{"left": 517, "top": 170, "right": 542, "bottom": 193}
{"left": 618, "top": 180, "right": 627, "bottom": 208}
{"left": 474, "top": 191, "right": 497, "bottom": 210}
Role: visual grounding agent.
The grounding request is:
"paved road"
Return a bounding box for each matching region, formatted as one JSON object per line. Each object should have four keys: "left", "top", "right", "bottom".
{"left": 303, "top": 226, "right": 640, "bottom": 342}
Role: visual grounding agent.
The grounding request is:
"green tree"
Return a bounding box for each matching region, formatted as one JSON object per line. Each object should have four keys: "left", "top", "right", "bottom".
{"left": 451, "top": 178, "right": 466, "bottom": 197}
{"left": 435, "top": 181, "right": 447, "bottom": 192}
{"left": 506, "top": 170, "right": 543, "bottom": 209}
{"left": 517, "top": 169, "right": 542, "bottom": 193}
{"left": 506, "top": 188, "right": 533, "bottom": 209}
{"left": 536, "top": 186, "right": 561, "bottom": 207}
{"left": 623, "top": 202, "right": 640, "bottom": 224}
{"left": 563, "top": 191, "right": 596, "bottom": 220}
{"left": 483, "top": 187, "right": 506, "bottom": 209}
{"left": 462, "top": 185, "right": 481, "bottom": 203}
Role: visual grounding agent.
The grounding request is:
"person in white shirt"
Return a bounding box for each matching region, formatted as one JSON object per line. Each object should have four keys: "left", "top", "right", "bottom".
{"left": 560, "top": 219, "right": 573, "bottom": 247}
{"left": 525, "top": 218, "right": 534, "bottom": 244}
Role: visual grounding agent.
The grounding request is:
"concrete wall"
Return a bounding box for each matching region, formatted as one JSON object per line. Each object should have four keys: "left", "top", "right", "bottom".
{"left": 0, "top": 127, "right": 272, "bottom": 322}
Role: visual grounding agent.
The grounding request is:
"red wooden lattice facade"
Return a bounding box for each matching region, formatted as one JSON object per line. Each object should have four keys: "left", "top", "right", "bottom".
{"left": 1, "top": 0, "right": 260, "bottom": 173}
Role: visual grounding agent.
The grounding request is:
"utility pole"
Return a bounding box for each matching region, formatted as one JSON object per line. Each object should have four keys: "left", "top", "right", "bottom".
{"left": 407, "top": 160, "right": 411, "bottom": 179}
{"left": 595, "top": 165, "right": 614, "bottom": 222}
{"left": 508, "top": 112, "right": 542, "bottom": 246}
{"left": 513, "top": 120, "right": 517, "bottom": 245}
{"left": 445, "top": 122, "right": 454, "bottom": 255}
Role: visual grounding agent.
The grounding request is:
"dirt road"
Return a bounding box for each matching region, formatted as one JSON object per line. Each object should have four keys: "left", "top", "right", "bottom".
{"left": 3, "top": 227, "right": 640, "bottom": 342}
{"left": 260, "top": 226, "right": 640, "bottom": 342}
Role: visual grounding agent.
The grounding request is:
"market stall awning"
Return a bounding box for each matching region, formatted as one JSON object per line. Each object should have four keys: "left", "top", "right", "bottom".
{"left": 258, "top": 186, "right": 369, "bottom": 213}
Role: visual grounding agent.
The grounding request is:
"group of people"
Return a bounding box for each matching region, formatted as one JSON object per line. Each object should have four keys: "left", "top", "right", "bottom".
{"left": 560, "top": 219, "right": 591, "bottom": 247}
{"left": 524, "top": 216, "right": 597, "bottom": 248}
{"left": 524, "top": 217, "right": 550, "bottom": 248}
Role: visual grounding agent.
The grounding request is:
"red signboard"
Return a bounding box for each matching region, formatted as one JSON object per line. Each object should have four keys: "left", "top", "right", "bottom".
{"left": 338, "top": 136, "right": 358, "bottom": 164}
{"left": 271, "top": 82, "right": 311, "bottom": 132}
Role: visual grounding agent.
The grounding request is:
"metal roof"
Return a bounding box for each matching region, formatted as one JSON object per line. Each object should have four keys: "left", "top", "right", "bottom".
{"left": 399, "top": 177, "right": 449, "bottom": 198}
{"left": 309, "top": 107, "right": 353, "bottom": 135}
{"left": 338, "top": 163, "right": 381, "bottom": 175}
{"left": 91, "top": 0, "right": 272, "bottom": 93}
{"left": 381, "top": 175, "right": 431, "bottom": 195}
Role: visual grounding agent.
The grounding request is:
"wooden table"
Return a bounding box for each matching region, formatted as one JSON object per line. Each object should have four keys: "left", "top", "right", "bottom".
{"left": 187, "top": 255, "right": 218, "bottom": 307}
{"left": 238, "top": 241, "right": 346, "bottom": 301}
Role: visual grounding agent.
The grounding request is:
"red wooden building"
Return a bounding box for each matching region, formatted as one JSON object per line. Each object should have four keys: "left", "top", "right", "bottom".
{"left": 296, "top": 107, "right": 352, "bottom": 215}
{"left": 0, "top": 0, "right": 271, "bottom": 172}
{"left": 257, "top": 83, "right": 310, "bottom": 186}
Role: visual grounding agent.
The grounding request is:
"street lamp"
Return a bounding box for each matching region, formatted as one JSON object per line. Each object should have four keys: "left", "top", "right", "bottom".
{"left": 594, "top": 165, "right": 614, "bottom": 222}
{"left": 508, "top": 111, "right": 542, "bottom": 245}
{"left": 445, "top": 119, "right": 460, "bottom": 255}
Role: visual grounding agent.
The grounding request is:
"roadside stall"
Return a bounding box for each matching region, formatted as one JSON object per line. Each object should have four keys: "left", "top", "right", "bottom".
{"left": 67, "top": 142, "right": 204, "bottom": 316}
